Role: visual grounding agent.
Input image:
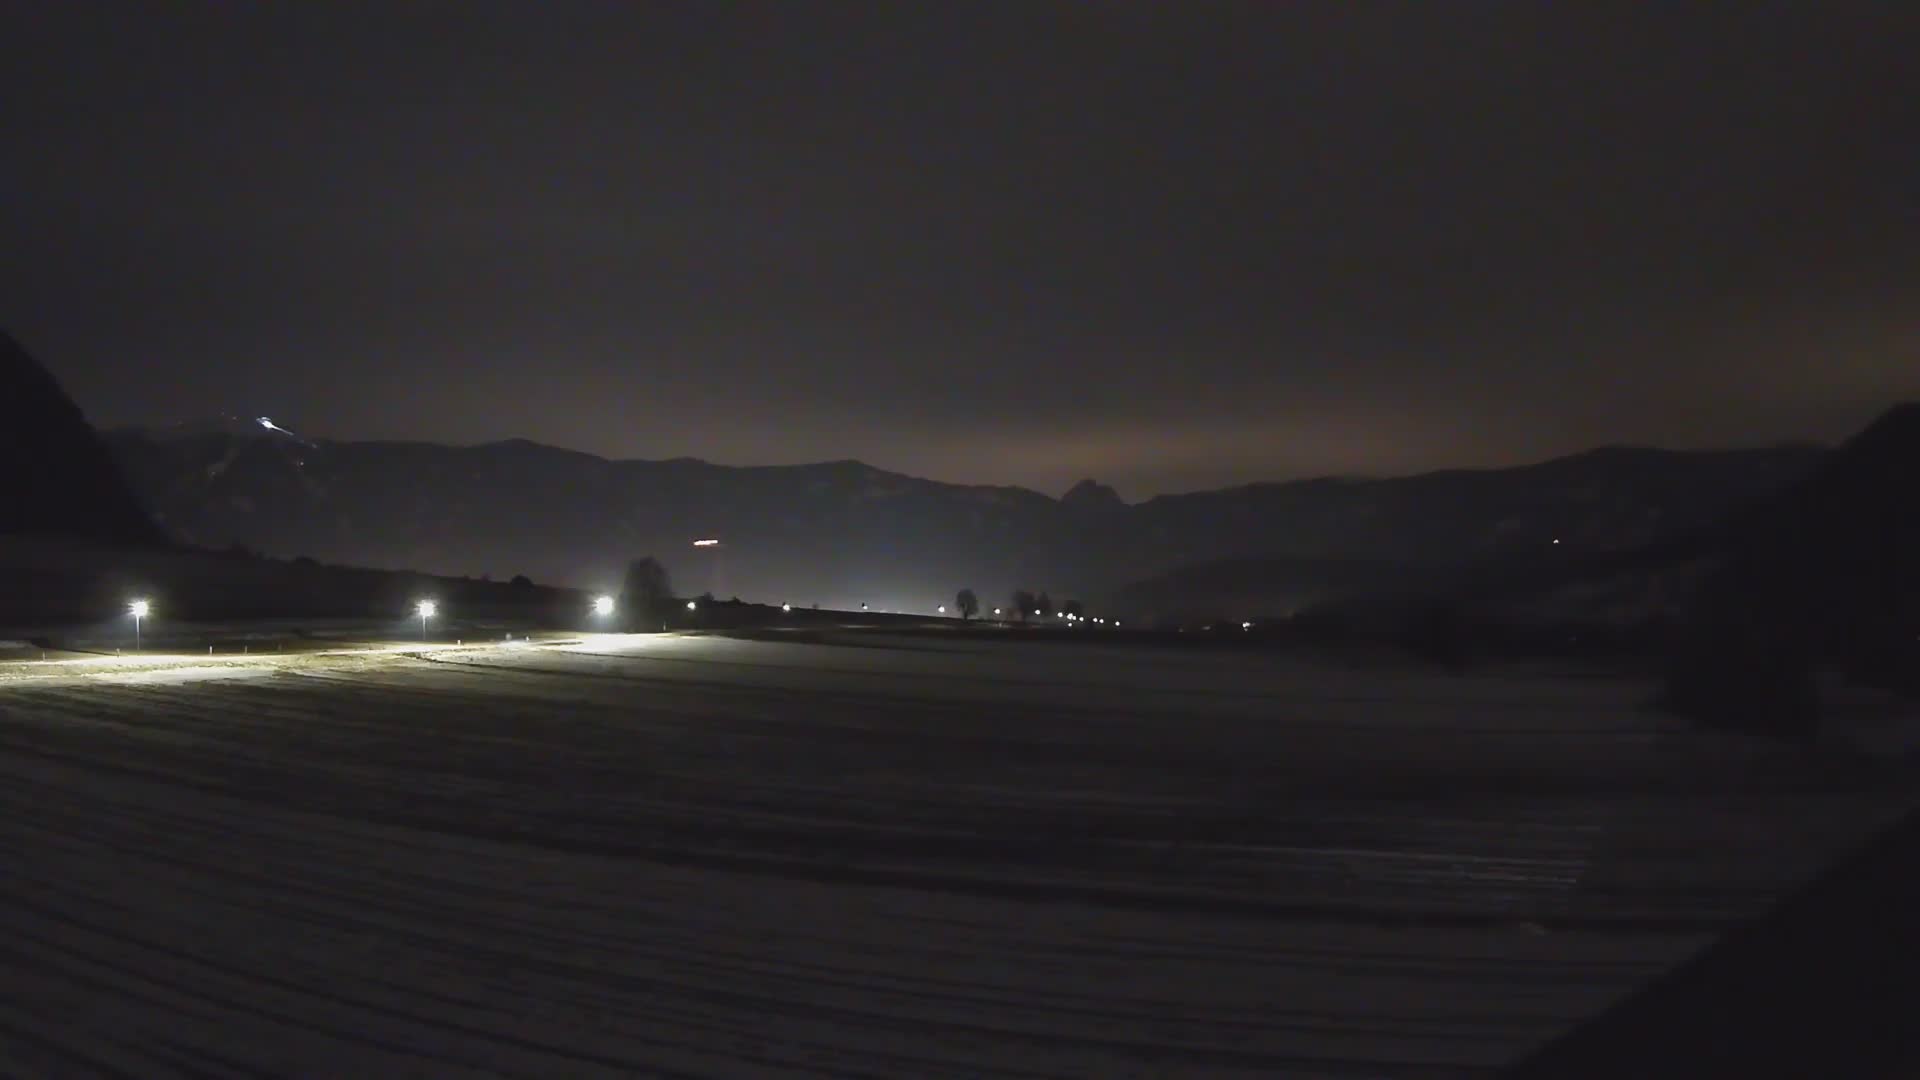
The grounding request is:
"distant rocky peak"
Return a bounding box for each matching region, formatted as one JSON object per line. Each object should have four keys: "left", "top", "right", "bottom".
{"left": 1061, "top": 478, "right": 1125, "bottom": 511}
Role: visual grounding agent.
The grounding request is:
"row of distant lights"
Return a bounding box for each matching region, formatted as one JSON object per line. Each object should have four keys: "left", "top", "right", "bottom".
{"left": 133, "top": 594, "right": 1126, "bottom": 637}
{"left": 435, "top": 596, "right": 794, "bottom": 617}
{"left": 967, "top": 605, "right": 1120, "bottom": 627}
{"left": 132, "top": 596, "right": 713, "bottom": 624}
{"left": 118, "top": 596, "right": 792, "bottom": 623}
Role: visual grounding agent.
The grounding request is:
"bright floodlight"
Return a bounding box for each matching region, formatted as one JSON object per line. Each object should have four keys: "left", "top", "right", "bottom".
{"left": 937, "top": 605, "right": 946, "bottom": 613}
{"left": 417, "top": 600, "right": 437, "bottom": 618}
{"left": 1242, "top": 620, "right": 1253, "bottom": 630}
{"left": 782, "top": 603, "right": 792, "bottom": 612}
{"left": 692, "top": 538, "right": 720, "bottom": 547}
{"left": 686, "top": 600, "right": 697, "bottom": 610}
{"left": 592, "top": 595, "right": 615, "bottom": 616}
{"left": 128, "top": 597, "right": 150, "bottom": 650}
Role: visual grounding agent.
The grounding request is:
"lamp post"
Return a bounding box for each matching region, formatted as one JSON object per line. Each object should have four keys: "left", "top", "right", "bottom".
{"left": 416, "top": 600, "right": 436, "bottom": 641}
{"left": 129, "top": 599, "right": 150, "bottom": 651}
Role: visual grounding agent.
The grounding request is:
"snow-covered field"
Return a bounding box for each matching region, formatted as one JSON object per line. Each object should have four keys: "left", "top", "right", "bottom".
{"left": 0, "top": 632, "right": 1908, "bottom": 1077}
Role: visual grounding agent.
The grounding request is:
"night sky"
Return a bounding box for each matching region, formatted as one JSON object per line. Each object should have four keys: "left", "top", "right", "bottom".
{"left": 4, "top": 2, "right": 1916, "bottom": 498}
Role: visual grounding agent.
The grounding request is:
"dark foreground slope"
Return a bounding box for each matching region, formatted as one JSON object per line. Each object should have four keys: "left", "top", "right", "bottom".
{"left": 0, "top": 329, "right": 162, "bottom": 546}
{"left": 1663, "top": 403, "right": 1920, "bottom": 734}
{"left": 1507, "top": 800, "right": 1920, "bottom": 1079}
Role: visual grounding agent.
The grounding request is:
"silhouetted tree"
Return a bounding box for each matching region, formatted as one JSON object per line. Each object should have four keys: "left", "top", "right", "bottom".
{"left": 956, "top": 588, "right": 979, "bottom": 621}
{"left": 510, "top": 574, "right": 533, "bottom": 589}
{"left": 620, "top": 556, "right": 673, "bottom": 631}
{"left": 1011, "top": 590, "right": 1037, "bottom": 624}
{"left": 1037, "top": 591, "right": 1053, "bottom": 617}
{"left": 1061, "top": 598, "right": 1085, "bottom": 619}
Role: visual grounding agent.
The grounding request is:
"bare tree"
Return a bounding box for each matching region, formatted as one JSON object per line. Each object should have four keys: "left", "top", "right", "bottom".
{"left": 956, "top": 588, "right": 979, "bottom": 621}
{"left": 1011, "top": 589, "right": 1037, "bottom": 624}
{"left": 620, "top": 556, "right": 674, "bottom": 630}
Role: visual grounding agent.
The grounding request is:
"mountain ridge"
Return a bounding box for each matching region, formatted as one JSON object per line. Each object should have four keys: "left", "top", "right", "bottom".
{"left": 103, "top": 420, "right": 1828, "bottom": 615}
{"left": 109, "top": 421, "right": 1827, "bottom": 506}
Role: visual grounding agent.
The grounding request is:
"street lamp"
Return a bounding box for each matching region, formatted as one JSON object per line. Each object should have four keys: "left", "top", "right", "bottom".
{"left": 129, "top": 598, "right": 150, "bottom": 651}
{"left": 592, "top": 595, "right": 615, "bottom": 617}
{"left": 416, "top": 599, "right": 436, "bottom": 640}
{"left": 686, "top": 600, "right": 697, "bottom": 611}
{"left": 937, "top": 605, "right": 946, "bottom": 614}
{"left": 781, "top": 603, "right": 792, "bottom": 613}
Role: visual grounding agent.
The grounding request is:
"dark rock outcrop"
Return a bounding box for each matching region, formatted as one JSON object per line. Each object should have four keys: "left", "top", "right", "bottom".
{"left": 0, "top": 330, "right": 162, "bottom": 545}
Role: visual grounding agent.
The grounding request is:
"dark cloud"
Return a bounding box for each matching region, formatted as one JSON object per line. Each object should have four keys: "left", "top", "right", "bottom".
{"left": 4, "top": 2, "right": 1916, "bottom": 497}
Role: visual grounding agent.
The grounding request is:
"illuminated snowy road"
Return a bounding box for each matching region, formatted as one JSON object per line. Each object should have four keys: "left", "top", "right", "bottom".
{"left": 0, "top": 633, "right": 1905, "bottom": 1076}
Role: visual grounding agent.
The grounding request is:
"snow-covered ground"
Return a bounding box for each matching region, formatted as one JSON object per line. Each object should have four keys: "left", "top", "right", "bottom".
{"left": 0, "top": 632, "right": 1909, "bottom": 1076}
